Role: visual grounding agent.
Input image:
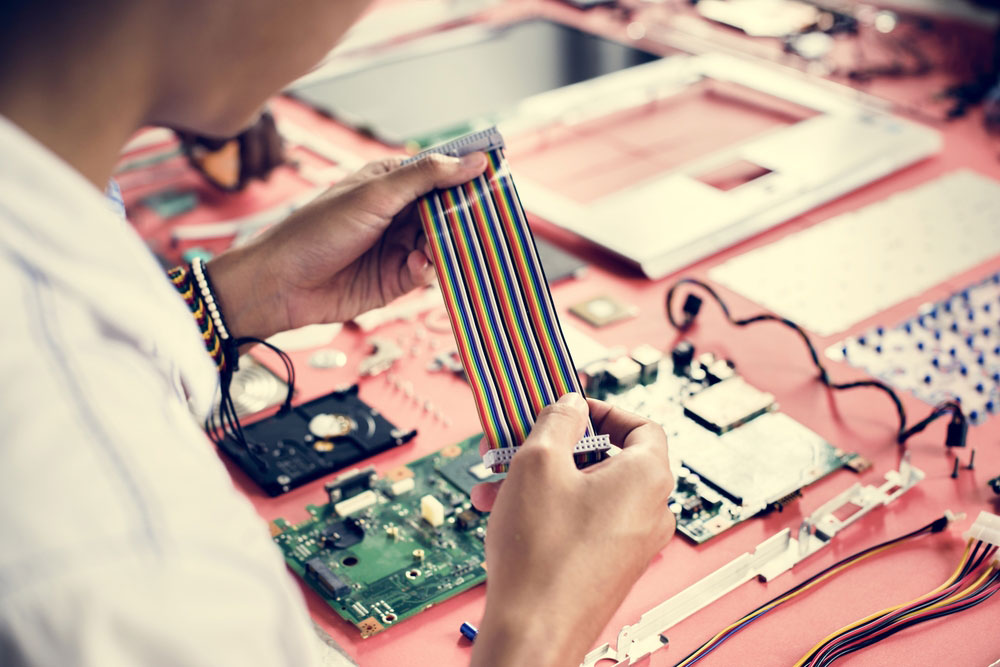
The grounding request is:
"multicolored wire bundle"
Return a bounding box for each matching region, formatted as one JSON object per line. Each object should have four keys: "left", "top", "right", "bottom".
{"left": 795, "top": 515, "right": 999, "bottom": 667}
{"left": 674, "top": 514, "right": 1000, "bottom": 666}
{"left": 411, "top": 128, "right": 609, "bottom": 471}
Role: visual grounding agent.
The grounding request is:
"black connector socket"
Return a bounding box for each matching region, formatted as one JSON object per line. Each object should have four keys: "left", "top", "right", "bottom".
{"left": 945, "top": 413, "right": 968, "bottom": 448}
{"left": 682, "top": 294, "right": 703, "bottom": 326}
{"left": 989, "top": 475, "right": 1000, "bottom": 495}
{"left": 929, "top": 516, "right": 951, "bottom": 533}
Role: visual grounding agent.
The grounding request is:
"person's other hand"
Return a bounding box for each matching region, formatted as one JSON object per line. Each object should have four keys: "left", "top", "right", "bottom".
{"left": 470, "top": 393, "right": 675, "bottom": 667}
{"left": 206, "top": 152, "right": 486, "bottom": 339}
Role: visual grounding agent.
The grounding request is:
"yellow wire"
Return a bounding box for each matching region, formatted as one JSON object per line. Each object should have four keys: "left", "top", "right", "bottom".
{"left": 895, "top": 563, "right": 996, "bottom": 620}
{"left": 791, "top": 539, "right": 975, "bottom": 667}
{"left": 676, "top": 541, "right": 908, "bottom": 667}
{"left": 801, "top": 561, "right": 996, "bottom": 666}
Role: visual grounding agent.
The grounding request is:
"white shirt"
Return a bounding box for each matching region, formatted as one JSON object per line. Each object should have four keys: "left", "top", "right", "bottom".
{"left": 0, "top": 116, "right": 322, "bottom": 666}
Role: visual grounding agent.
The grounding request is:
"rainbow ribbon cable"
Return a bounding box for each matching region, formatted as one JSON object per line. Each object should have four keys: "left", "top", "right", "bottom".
{"left": 410, "top": 128, "right": 610, "bottom": 472}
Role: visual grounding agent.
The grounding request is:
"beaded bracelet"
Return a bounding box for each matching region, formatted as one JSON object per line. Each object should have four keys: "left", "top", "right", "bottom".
{"left": 167, "top": 259, "right": 296, "bottom": 457}
{"left": 167, "top": 258, "right": 233, "bottom": 372}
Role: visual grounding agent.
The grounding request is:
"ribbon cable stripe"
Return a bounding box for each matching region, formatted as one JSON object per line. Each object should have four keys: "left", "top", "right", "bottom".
{"left": 463, "top": 174, "right": 552, "bottom": 413}
{"left": 412, "top": 128, "right": 608, "bottom": 470}
{"left": 420, "top": 195, "right": 512, "bottom": 450}
{"left": 443, "top": 186, "right": 533, "bottom": 443}
{"left": 484, "top": 152, "right": 594, "bottom": 431}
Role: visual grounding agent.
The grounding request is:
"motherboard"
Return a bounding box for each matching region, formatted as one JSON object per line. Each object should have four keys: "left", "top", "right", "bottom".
{"left": 272, "top": 435, "right": 496, "bottom": 637}
{"left": 592, "top": 343, "right": 867, "bottom": 543}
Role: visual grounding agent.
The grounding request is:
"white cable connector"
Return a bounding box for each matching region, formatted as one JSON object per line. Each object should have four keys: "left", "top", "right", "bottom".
{"left": 963, "top": 511, "right": 1000, "bottom": 549}
{"left": 482, "top": 434, "right": 611, "bottom": 468}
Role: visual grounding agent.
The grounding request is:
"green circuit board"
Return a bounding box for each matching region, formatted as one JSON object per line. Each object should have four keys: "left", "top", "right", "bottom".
{"left": 272, "top": 434, "right": 496, "bottom": 637}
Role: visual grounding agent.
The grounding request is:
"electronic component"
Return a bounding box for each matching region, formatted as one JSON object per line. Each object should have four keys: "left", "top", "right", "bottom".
{"left": 965, "top": 510, "right": 1000, "bottom": 547}
{"left": 321, "top": 518, "right": 365, "bottom": 549}
{"left": 603, "top": 357, "right": 642, "bottom": 393}
{"left": 456, "top": 509, "right": 479, "bottom": 531}
{"left": 603, "top": 343, "right": 861, "bottom": 543}
{"left": 580, "top": 361, "right": 609, "bottom": 399}
{"left": 835, "top": 269, "right": 1000, "bottom": 426}
{"left": 305, "top": 558, "right": 350, "bottom": 599}
{"left": 679, "top": 413, "right": 833, "bottom": 506}
{"left": 630, "top": 344, "right": 662, "bottom": 385}
{"left": 389, "top": 478, "right": 415, "bottom": 497}
{"left": 702, "top": 356, "right": 736, "bottom": 385}
{"left": 843, "top": 453, "right": 873, "bottom": 473}
{"left": 217, "top": 384, "right": 416, "bottom": 496}
{"left": 459, "top": 621, "right": 479, "bottom": 642}
{"left": 420, "top": 495, "right": 446, "bottom": 527}
{"left": 468, "top": 463, "right": 492, "bottom": 481}
{"left": 569, "top": 295, "right": 639, "bottom": 328}
{"left": 438, "top": 446, "right": 502, "bottom": 497}
{"left": 682, "top": 377, "right": 775, "bottom": 434}
{"left": 273, "top": 435, "right": 488, "bottom": 637}
{"left": 325, "top": 466, "right": 377, "bottom": 503}
{"left": 335, "top": 490, "right": 378, "bottom": 518}
{"left": 671, "top": 341, "right": 695, "bottom": 376}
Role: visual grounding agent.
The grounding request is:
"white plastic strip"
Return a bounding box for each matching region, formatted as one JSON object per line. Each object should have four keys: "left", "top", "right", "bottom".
{"left": 581, "top": 456, "right": 925, "bottom": 667}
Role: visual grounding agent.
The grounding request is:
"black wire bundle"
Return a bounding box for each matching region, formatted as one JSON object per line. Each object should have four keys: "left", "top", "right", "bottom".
{"left": 665, "top": 277, "right": 968, "bottom": 449}
{"left": 205, "top": 336, "right": 296, "bottom": 471}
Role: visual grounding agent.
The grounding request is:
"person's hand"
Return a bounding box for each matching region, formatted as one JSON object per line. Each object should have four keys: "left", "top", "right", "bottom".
{"left": 470, "top": 393, "right": 675, "bottom": 667}
{"left": 206, "top": 152, "right": 487, "bottom": 339}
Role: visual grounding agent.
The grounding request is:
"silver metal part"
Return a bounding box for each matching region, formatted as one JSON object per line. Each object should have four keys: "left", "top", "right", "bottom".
{"left": 359, "top": 338, "right": 403, "bottom": 376}
{"left": 308, "top": 413, "right": 355, "bottom": 439}
{"left": 403, "top": 126, "right": 505, "bottom": 163}
{"left": 216, "top": 357, "right": 288, "bottom": 418}
{"left": 580, "top": 456, "right": 924, "bottom": 667}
